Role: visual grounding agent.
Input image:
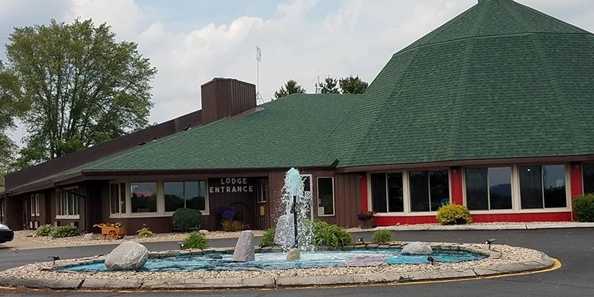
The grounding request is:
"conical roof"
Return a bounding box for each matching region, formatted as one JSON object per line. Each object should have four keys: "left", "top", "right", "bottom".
{"left": 338, "top": 0, "right": 594, "bottom": 167}
{"left": 72, "top": 0, "right": 594, "bottom": 174}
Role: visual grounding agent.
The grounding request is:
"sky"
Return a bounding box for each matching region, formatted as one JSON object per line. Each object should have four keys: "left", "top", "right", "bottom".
{"left": 1, "top": 0, "right": 594, "bottom": 146}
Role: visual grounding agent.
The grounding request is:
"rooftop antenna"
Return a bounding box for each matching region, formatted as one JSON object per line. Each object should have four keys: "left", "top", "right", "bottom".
{"left": 256, "top": 46, "right": 263, "bottom": 103}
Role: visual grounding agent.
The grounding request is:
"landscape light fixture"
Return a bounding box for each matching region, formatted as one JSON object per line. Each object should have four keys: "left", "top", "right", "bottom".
{"left": 485, "top": 239, "right": 497, "bottom": 250}
{"left": 427, "top": 256, "right": 435, "bottom": 265}
{"left": 50, "top": 256, "right": 60, "bottom": 266}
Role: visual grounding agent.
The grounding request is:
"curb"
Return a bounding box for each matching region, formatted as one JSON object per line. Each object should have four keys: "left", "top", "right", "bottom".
{"left": 0, "top": 245, "right": 558, "bottom": 291}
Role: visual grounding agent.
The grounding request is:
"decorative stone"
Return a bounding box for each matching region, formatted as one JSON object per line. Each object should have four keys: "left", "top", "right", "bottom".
{"left": 401, "top": 242, "right": 433, "bottom": 255}
{"left": 199, "top": 229, "right": 209, "bottom": 235}
{"left": 233, "top": 231, "right": 255, "bottom": 262}
{"left": 104, "top": 241, "right": 149, "bottom": 271}
{"left": 287, "top": 248, "right": 300, "bottom": 261}
{"left": 82, "top": 233, "right": 98, "bottom": 240}
{"left": 274, "top": 214, "right": 295, "bottom": 248}
{"left": 345, "top": 255, "right": 386, "bottom": 267}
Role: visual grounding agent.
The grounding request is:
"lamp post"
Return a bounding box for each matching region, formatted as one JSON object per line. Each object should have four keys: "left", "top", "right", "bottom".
{"left": 292, "top": 195, "right": 298, "bottom": 248}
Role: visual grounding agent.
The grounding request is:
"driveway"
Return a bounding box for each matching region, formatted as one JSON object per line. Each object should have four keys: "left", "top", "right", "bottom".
{"left": 1, "top": 228, "right": 593, "bottom": 296}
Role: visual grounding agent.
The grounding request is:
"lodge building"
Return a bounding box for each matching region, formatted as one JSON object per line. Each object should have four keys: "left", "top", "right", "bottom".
{"left": 2, "top": 0, "right": 594, "bottom": 234}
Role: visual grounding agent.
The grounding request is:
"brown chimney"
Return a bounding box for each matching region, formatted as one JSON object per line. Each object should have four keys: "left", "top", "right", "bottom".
{"left": 200, "top": 78, "right": 257, "bottom": 124}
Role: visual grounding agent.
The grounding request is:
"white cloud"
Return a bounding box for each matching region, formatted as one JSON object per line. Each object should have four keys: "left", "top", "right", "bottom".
{"left": 2, "top": 0, "right": 594, "bottom": 139}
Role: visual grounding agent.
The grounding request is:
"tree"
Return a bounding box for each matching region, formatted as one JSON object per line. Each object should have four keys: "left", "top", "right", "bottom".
{"left": 0, "top": 62, "right": 26, "bottom": 173}
{"left": 339, "top": 76, "right": 368, "bottom": 94}
{"left": 274, "top": 80, "right": 305, "bottom": 99}
{"left": 317, "top": 77, "right": 339, "bottom": 94}
{"left": 0, "top": 19, "right": 157, "bottom": 167}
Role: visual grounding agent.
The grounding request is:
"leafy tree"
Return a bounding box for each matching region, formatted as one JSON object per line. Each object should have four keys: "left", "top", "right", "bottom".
{"left": 274, "top": 80, "right": 305, "bottom": 99}
{"left": 0, "top": 19, "right": 156, "bottom": 167}
{"left": 0, "top": 62, "right": 26, "bottom": 173}
{"left": 317, "top": 77, "right": 339, "bottom": 94}
{"left": 339, "top": 76, "right": 368, "bottom": 94}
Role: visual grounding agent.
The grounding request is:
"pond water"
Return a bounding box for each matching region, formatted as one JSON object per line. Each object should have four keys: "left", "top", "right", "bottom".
{"left": 60, "top": 248, "right": 485, "bottom": 272}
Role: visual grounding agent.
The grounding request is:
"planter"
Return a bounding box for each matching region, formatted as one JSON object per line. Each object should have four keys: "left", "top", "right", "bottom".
{"left": 94, "top": 224, "right": 127, "bottom": 240}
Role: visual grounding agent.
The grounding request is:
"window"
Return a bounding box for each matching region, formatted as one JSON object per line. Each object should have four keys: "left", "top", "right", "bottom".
{"left": 57, "top": 190, "right": 80, "bottom": 217}
{"left": 410, "top": 170, "right": 449, "bottom": 212}
{"left": 584, "top": 164, "right": 594, "bottom": 195}
{"left": 370, "top": 173, "right": 404, "bottom": 213}
{"left": 465, "top": 167, "right": 512, "bottom": 210}
{"left": 110, "top": 183, "right": 127, "bottom": 214}
{"left": 163, "top": 181, "right": 207, "bottom": 212}
{"left": 256, "top": 182, "right": 267, "bottom": 203}
{"left": 519, "top": 165, "right": 566, "bottom": 209}
{"left": 30, "top": 194, "right": 41, "bottom": 217}
{"left": 0, "top": 199, "right": 5, "bottom": 223}
{"left": 317, "top": 177, "right": 335, "bottom": 216}
{"left": 130, "top": 182, "right": 157, "bottom": 213}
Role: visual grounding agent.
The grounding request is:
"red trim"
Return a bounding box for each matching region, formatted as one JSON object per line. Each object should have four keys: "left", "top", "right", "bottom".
{"left": 570, "top": 163, "right": 583, "bottom": 198}
{"left": 360, "top": 175, "right": 369, "bottom": 212}
{"left": 450, "top": 167, "right": 463, "bottom": 205}
{"left": 374, "top": 212, "right": 572, "bottom": 226}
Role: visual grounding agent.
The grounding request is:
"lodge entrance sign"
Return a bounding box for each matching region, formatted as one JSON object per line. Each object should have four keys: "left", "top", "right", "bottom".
{"left": 208, "top": 177, "right": 256, "bottom": 194}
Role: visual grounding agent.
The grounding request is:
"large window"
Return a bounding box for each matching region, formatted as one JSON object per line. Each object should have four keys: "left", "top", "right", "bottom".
{"left": 584, "top": 164, "right": 594, "bottom": 195}
{"left": 410, "top": 170, "right": 449, "bottom": 212}
{"left": 130, "top": 182, "right": 157, "bottom": 213}
{"left": 57, "top": 190, "right": 80, "bottom": 217}
{"left": 317, "top": 177, "right": 335, "bottom": 216}
{"left": 110, "top": 183, "right": 127, "bottom": 214}
{"left": 519, "top": 165, "right": 566, "bottom": 209}
{"left": 465, "top": 167, "right": 512, "bottom": 210}
{"left": 371, "top": 173, "right": 404, "bottom": 213}
{"left": 163, "top": 181, "right": 207, "bottom": 212}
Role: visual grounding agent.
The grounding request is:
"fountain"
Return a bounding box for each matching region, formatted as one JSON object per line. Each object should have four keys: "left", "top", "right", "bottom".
{"left": 273, "top": 168, "right": 314, "bottom": 252}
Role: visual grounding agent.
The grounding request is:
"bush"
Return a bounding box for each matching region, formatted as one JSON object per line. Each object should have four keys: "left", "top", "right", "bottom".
{"left": 35, "top": 224, "right": 54, "bottom": 237}
{"left": 312, "top": 220, "right": 352, "bottom": 248}
{"left": 260, "top": 228, "right": 275, "bottom": 247}
{"left": 172, "top": 208, "right": 202, "bottom": 232}
{"left": 436, "top": 204, "right": 472, "bottom": 225}
{"left": 50, "top": 225, "right": 80, "bottom": 238}
{"left": 573, "top": 194, "right": 594, "bottom": 222}
{"left": 136, "top": 227, "right": 154, "bottom": 238}
{"left": 182, "top": 232, "right": 208, "bottom": 249}
{"left": 372, "top": 229, "right": 392, "bottom": 244}
{"left": 222, "top": 220, "right": 243, "bottom": 232}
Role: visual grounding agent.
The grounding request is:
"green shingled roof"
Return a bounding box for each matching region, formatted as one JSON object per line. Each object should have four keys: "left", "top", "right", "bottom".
{"left": 83, "top": 0, "right": 594, "bottom": 172}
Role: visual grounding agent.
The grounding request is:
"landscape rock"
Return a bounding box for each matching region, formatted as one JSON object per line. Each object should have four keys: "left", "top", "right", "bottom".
{"left": 82, "top": 233, "right": 98, "bottom": 240}
{"left": 287, "top": 248, "right": 300, "bottom": 261}
{"left": 401, "top": 242, "right": 433, "bottom": 255}
{"left": 104, "top": 241, "right": 149, "bottom": 271}
{"left": 345, "top": 255, "right": 386, "bottom": 267}
{"left": 274, "top": 214, "right": 295, "bottom": 248}
{"left": 232, "top": 231, "right": 255, "bottom": 262}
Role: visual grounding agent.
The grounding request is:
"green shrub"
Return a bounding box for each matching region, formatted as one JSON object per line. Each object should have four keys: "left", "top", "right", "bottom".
{"left": 573, "top": 194, "right": 594, "bottom": 222}
{"left": 35, "top": 224, "right": 54, "bottom": 237}
{"left": 136, "top": 227, "right": 154, "bottom": 238}
{"left": 50, "top": 225, "right": 80, "bottom": 238}
{"left": 436, "top": 204, "right": 472, "bottom": 225}
{"left": 172, "top": 208, "right": 202, "bottom": 232}
{"left": 260, "top": 228, "right": 275, "bottom": 247}
{"left": 182, "top": 232, "right": 208, "bottom": 249}
{"left": 312, "top": 220, "right": 352, "bottom": 248}
{"left": 372, "top": 229, "right": 392, "bottom": 244}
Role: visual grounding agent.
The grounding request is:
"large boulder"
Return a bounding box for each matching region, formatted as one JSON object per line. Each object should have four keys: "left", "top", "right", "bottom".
{"left": 274, "top": 214, "right": 295, "bottom": 248}
{"left": 104, "top": 241, "right": 149, "bottom": 271}
{"left": 286, "top": 248, "right": 301, "bottom": 261}
{"left": 401, "top": 242, "right": 433, "bottom": 255}
{"left": 232, "top": 230, "right": 255, "bottom": 262}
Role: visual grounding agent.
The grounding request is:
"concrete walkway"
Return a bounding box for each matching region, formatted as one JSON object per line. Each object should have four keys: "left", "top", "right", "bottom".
{"left": 3, "top": 222, "right": 593, "bottom": 250}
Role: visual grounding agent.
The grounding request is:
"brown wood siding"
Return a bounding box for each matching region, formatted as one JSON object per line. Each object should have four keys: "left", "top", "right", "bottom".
{"left": 201, "top": 78, "right": 256, "bottom": 124}
{"left": 332, "top": 174, "right": 361, "bottom": 227}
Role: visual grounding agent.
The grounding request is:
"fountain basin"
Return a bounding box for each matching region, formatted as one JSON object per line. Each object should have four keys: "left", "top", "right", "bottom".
{"left": 58, "top": 248, "right": 485, "bottom": 272}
